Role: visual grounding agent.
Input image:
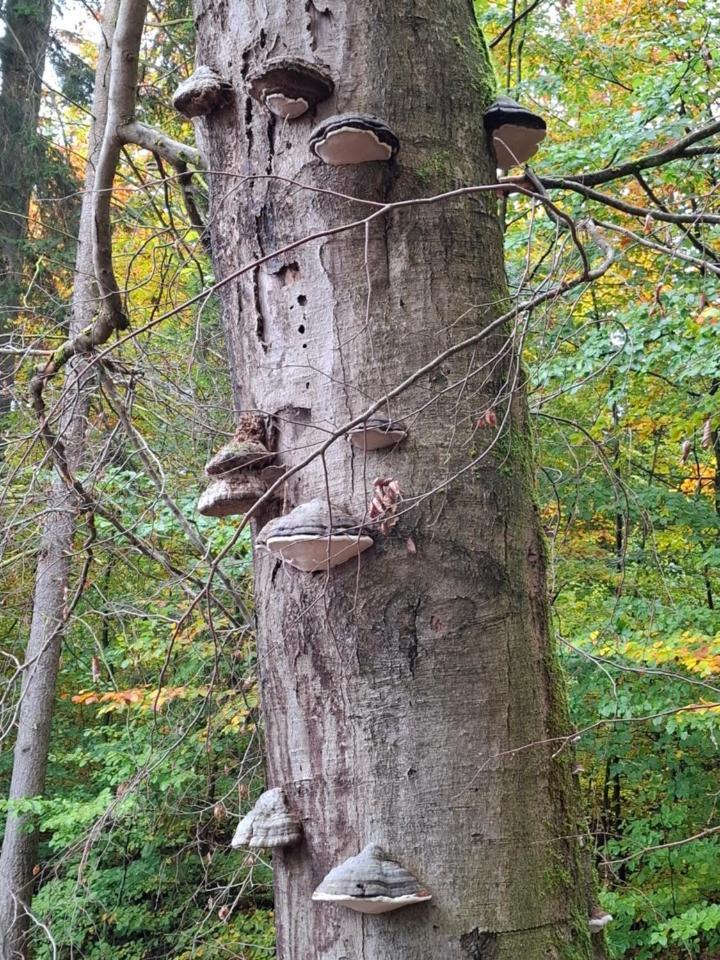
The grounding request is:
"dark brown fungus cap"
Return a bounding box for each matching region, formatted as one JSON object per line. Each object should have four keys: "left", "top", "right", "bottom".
{"left": 309, "top": 113, "right": 400, "bottom": 165}
{"left": 483, "top": 95, "right": 547, "bottom": 168}
{"left": 248, "top": 57, "right": 334, "bottom": 119}
{"left": 172, "top": 66, "right": 233, "bottom": 119}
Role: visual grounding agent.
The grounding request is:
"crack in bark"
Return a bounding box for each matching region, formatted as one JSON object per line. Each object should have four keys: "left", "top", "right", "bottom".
{"left": 252, "top": 266, "right": 268, "bottom": 352}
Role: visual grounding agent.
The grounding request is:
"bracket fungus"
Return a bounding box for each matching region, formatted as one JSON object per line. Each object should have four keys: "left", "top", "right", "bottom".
{"left": 231, "top": 787, "right": 302, "bottom": 850}
{"left": 588, "top": 906, "right": 613, "bottom": 933}
{"left": 172, "top": 66, "right": 233, "bottom": 119}
{"left": 309, "top": 114, "right": 400, "bottom": 165}
{"left": 248, "top": 57, "right": 334, "bottom": 120}
{"left": 204, "top": 415, "right": 274, "bottom": 476}
{"left": 197, "top": 473, "right": 269, "bottom": 518}
{"left": 312, "top": 844, "right": 432, "bottom": 914}
{"left": 256, "top": 498, "right": 373, "bottom": 572}
{"left": 349, "top": 414, "right": 407, "bottom": 451}
{"left": 483, "top": 95, "right": 547, "bottom": 169}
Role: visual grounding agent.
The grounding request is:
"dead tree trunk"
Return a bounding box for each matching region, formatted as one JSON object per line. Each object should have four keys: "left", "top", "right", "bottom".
{"left": 194, "top": 2, "right": 605, "bottom": 958}
{"left": 0, "top": 3, "right": 119, "bottom": 954}
{"left": 0, "top": 0, "right": 53, "bottom": 417}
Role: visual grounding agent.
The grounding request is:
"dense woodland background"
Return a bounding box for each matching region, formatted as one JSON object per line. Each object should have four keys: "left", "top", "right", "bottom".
{"left": 1, "top": 0, "right": 719, "bottom": 956}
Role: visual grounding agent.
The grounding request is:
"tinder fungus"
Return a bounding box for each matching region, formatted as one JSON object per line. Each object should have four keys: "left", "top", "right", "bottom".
{"left": 349, "top": 414, "right": 407, "bottom": 451}
{"left": 309, "top": 114, "right": 400, "bottom": 165}
{"left": 483, "top": 95, "right": 547, "bottom": 168}
{"left": 204, "top": 415, "right": 273, "bottom": 476}
{"left": 256, "top": 498, "right": 373, "bottom": 572}
{"left": 197, "top": 474, "right": 268, "bottom": 518}
{"left": 588, "top": 906, "right": 613, "bottom": 933}
{"left": 312, "top": 844, "right": 432, "bottom": 914}
{"left": 172, "top": 66, "right": 233, "bottom": 119}
{"left": 231, "top": 787, "right": 302, "bottom": 850}
{"left": 249, "top": 57, "right": 334, "bottom": 119}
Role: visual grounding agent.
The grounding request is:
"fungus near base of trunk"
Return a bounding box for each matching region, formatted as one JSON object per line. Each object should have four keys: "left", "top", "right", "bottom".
{"left": 257, "top": 498, "right": 373, "bottom": 572}
{"left": 309, "top": 114, "right": 400, "bottom": 165}
{"left": 312, "top": 844, "right": 432, "bottom": 914}
{"left": 588, "top": 906, "right": 613, "bottom": 933}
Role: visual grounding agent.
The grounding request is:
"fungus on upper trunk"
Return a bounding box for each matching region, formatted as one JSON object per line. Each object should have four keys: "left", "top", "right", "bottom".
{"left": 248, "top": 57, "right": 334, "bottom": 119}
{"left": 172, "top": 65, "right": 233, "bottom": 119}
{"left": 312, "top": 843, "right": 432, "bottom": 914}
{"left": 483, "top": 95, "right": 546, "bottom": 169}
{"left": 309, "top": 113, "right": 400, "bottom": 165}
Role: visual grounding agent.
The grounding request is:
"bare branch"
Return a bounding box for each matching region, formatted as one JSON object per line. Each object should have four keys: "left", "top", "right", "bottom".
{"left": 549, "top": 117, "right": 720, "bottom": 188}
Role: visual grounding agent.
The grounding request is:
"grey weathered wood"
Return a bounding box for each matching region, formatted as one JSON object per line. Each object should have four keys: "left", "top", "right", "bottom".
{"left": 193, "top": 1, "right": 604, "bottom": 957}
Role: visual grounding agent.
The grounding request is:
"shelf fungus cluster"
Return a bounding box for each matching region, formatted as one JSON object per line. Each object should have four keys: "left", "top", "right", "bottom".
{"left": 232, "top": 788, "right": 302, "bottom": 850}
{"left": 249, "top": 57, "right": 334, "bottom": 119}
{"left": 197, "top": 415, "right": 277, "bottom": 518}
{"left": 172, "top": 66, "right": 233, "bottom": 119}
{"left": 312, "top": 844, "right": 432, "bottom": 915}
{"left": 257, "top": 498, "right": 373, "bottom": 572}
{"left": 483, "top": 95, "right": 547, "bottom": 169}
{"left": 349, "top": 413, "right": 407, "bottom": 451}
{"left": 309, "top": 114, "right": 400, "bottom": 165}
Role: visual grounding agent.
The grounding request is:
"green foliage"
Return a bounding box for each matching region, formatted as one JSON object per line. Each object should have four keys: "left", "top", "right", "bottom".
{"left": 478, "top": 0, "right": 720, "bottom": 956}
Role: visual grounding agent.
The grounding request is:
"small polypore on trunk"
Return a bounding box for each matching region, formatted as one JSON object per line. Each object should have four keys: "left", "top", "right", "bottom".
{"left": 312, "top": 843, "right": 432, "bottom": 914}
{"left": 349, "top": 413, "right": 407, "bottom": 451}
{"left": 483, "top": 95, "right": 547, "bottom": 169}
{"left": 309, "top": 113, "right": 400, "bottom": 165}
{"left": 256, "top": 498, "right": 373, "bottom": 572}
{"left": 588, "top": 906, "right": 613, "bottom": 933}
{"left": 231, "top": 787, "right": 302, "bottom": 849}
{"left": 248, "top": 57, "right": 334, "bottom": 119}
{"left": 172, "top": 66, "right": 234, "bottom": 119}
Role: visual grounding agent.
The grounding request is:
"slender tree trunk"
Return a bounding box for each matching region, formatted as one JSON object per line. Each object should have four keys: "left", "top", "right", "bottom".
{"left": 0, "top": 3, "right": 119, "bottom": 954}
{"left": 0, "top": 0, "right": 53, "bottom": 417}
{"left": 194, "top": 2, "right": 605, "bottom": 957}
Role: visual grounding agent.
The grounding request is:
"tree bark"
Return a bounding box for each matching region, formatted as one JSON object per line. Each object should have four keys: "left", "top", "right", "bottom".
{"left": 193, "top": 1, "right": 606, "bottom": 958}
{"left": 0, "top": 0, "right": 53, "bottom": 417}
{"left": 0, "top": 3, "right": 119, "bottom": 954}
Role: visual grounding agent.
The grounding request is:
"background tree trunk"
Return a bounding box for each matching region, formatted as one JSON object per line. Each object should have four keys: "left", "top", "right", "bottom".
{"left": 194, "top": 1, "right": 605, "bottom": 958}
{"left": 0, "top": 0, "right": 53, "bottom": 417}
{"left": 0, "top": 2, "right": 119, "bottom": 953}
